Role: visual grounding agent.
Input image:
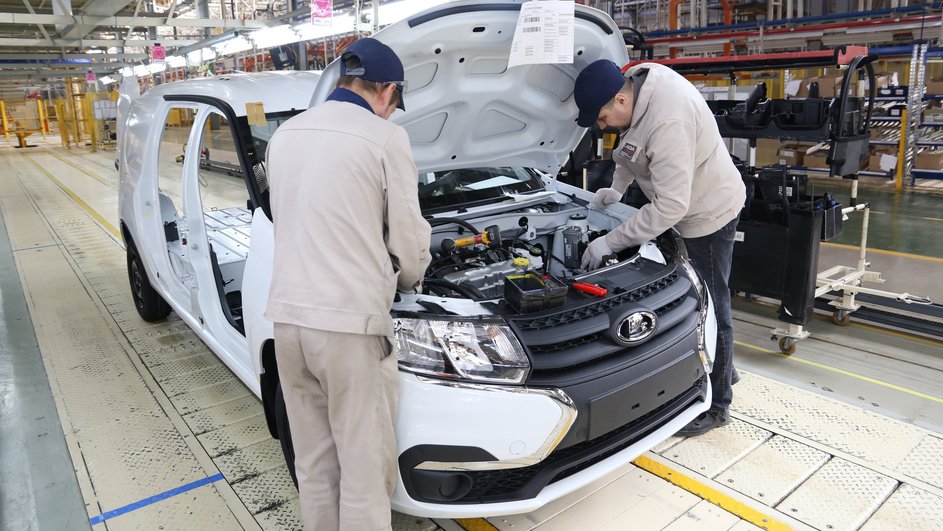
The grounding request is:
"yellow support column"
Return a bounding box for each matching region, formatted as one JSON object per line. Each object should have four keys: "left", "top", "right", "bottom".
{"left": 1, "top": 101, "right": 8, "bottom": 139}
{"left": 35, "top": 99, "right": 47, "bottom": 136}
{"left": 896, "top": 109, "right": 908, "bottom": 190}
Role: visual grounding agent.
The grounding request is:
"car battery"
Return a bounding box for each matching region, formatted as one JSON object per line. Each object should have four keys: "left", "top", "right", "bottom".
{"left": 504, "top": 273, "right": 567, "bottom": 313}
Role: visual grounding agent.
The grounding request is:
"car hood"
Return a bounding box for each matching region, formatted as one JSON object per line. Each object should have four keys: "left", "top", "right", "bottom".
{"left": 310, "top": 0, "right": 628, "bottom": 174}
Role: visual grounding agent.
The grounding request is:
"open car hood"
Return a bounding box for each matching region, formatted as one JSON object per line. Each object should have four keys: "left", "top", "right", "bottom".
{"left": 310, "top": 0, "right": 629, "bottom": 174}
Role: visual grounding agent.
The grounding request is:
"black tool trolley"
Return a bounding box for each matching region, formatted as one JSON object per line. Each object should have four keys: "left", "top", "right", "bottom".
{"left": 704, "top": 49, "right": 935, "bottom": 354}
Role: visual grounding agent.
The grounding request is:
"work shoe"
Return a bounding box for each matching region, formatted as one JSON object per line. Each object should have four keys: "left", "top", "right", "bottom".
{"left": 732, "top": 368, "right": 741, "bottom": 385}
{"left": 676, "top": 411, "right": 730, "bottom": 437}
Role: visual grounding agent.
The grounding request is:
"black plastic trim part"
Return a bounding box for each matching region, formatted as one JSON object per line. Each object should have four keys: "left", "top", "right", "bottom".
{"left": 401, "top": 378, "right": 706, "bottom": 505}
{"left": 163, "top": 95, "right": 265, "bottom": 217}
{"left": 407, "top": 4, "right": 614, "bottom": 35}
{"left": 259, "top": 339, "right": 279, "bottom": 439}
{"left": 208, "top": 245, "right": 245, "bottom": 335}
{"left": 399, "top": 445, "right": 498, "bottom": 502}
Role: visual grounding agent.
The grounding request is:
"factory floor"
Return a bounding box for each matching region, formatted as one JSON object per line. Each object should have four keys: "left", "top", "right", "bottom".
{"left": 2, "top": 137, "right": 941, "bottom": 531}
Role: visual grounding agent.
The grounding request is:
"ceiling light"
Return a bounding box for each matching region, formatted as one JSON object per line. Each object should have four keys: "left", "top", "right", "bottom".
{"left": 99, "top": 76, "right": 117, "bottom": 84}
{"left": 166, "top": 55, "right": 187, "bottom": 68}
{"left": 295, "top": 14, "right": 355, "bottom": 41}
{"left": 249, "top": 24, "right": 301, "bottom": 49}
{"left": 213, "top": 35, "right": 253, "bottom": 56}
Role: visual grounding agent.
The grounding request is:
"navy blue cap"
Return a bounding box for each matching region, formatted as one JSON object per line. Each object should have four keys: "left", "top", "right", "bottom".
{"left": 341, "top": 38, "right": 407, "bottom": 111}
{"left": 574, "top": 59, "right": 626, "bottom": 127}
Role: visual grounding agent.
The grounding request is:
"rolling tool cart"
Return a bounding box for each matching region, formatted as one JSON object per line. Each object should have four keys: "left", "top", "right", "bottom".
{"left": 704, "top": 49, "right": 932, "bottom": 353}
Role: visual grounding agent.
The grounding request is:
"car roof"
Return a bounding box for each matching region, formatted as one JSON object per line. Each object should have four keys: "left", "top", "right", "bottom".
{"left": 141, "top": 70, "right": 322, "bottom": 117}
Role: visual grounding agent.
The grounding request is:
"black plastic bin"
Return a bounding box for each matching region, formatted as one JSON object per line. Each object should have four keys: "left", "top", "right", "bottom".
{"left": 731, "top": 206, "right": 824, "bottom": 326}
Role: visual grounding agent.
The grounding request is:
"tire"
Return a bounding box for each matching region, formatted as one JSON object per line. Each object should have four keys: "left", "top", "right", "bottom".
{"left": 127, "top": 244, "right": 171, "bottom": 322}
{"left": 275, "top": 384, "right": 299, "bottom": 489}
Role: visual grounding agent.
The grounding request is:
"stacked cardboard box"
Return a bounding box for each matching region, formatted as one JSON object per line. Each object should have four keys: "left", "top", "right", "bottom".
{"left": 915, "top": 150, "right": 943, "bottom": 170}
{"left": 869, "top": 147, "right": 898, "bottom": 173}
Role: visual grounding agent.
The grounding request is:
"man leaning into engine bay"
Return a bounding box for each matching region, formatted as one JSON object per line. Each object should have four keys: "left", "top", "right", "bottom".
{"left": 573, "top": 59, "right": 746, "bottom": 436}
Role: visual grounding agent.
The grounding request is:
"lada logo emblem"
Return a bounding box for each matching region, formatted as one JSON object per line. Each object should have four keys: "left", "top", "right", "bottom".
{"left": 611, "top": 310, "right": 657, "bottom": 346}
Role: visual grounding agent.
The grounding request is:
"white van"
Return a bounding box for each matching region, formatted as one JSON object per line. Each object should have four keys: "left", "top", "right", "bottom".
{"left": 118, "top": 0, "right": 716, "bottom": 518}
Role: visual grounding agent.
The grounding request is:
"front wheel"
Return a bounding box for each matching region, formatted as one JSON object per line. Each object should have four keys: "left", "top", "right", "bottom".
{"left": 127, "top": 245, "right": 171, "bottom": 322}
{"left": 275, "top": 384, "right": 298, "bottom": 488}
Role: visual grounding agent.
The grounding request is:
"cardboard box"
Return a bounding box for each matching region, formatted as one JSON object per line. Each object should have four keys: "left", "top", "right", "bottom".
{"left": 925, "top": 79, "right": 943, "bottom": 96}
{"left": 923, "top": 105, "right": 943, "bottom": 124}
{"left": 804, "top": 152, "right": 829, "bottom": 169}
{"left": 777, "top": 143, "right": 805, "bottom": 166}
{"left": 796, "top": 75, "right": 840, "bottom": 98}
{"left": 869, "top": 148, "right": 898, "bottom": 173}
{"left": 754, "top": 138, "right": 781, "bottom": 166}
{"left": 915, "top": 150, "right": 943, "bottom": 169}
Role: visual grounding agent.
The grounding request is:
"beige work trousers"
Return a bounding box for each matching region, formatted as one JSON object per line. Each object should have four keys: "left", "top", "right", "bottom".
{"left": 274, "top": 323, "right": 399, "bottom": 531}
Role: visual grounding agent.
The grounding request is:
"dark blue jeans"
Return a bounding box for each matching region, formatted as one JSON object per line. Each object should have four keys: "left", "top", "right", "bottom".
{"left": 683, "top": 216, "right": 738, "bottom": 417}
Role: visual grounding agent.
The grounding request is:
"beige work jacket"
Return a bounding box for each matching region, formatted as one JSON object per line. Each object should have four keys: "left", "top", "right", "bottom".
{"left": 605, "top": 63, "right": 746, "bottom": 250}
{"left": 264, "top": 99, "right": 432, "bottom": 337}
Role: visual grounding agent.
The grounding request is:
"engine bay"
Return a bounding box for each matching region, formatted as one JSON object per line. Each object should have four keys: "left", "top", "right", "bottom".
{"left": 409, "top": 194, "right": 673, "bottom": 316}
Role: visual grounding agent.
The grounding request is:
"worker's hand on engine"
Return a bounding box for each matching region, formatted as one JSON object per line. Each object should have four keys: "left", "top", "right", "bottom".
{"left": 593, "top": 187, "right": 623, "bottom": 208}
{"left": 581, "top": 237, "right": 613, "bottom": 271}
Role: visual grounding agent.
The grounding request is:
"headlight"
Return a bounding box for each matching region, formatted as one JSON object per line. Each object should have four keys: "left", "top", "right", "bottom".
{"left": 392, "top": 318, "right": 530, "bottom": 384}
{"left": 669, "top": 232, "right": 713, "bottom": 372}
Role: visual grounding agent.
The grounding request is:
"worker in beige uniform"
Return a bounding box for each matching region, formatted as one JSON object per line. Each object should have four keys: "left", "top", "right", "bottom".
{"left": 574, "top": 60, "right": 746, "bottom": 436}
{"left": 265, "top": 38, "right": 432, "bottom": 530}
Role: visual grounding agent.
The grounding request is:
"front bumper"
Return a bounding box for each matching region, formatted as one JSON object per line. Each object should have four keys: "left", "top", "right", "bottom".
{"left": 391, "top": 352, "right": 709, "bottom": 518}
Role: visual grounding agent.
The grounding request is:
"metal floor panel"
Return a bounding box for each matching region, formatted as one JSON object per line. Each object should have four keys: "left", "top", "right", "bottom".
{"left": 230, "top": 466, "right": 298, "bottom": 514}
{"left": 8, "top": 144, "right": 943, "bottom": 530}
{"left": 254, "top": 497, "right": 304, "bottom": 531}
{"left": 661, "top": 499, "right": 741, "bottom": 531}
{"left": 594, "top": 482, "right": 701, "bottom": 531}
{"left": 13, "top": 244, "right": 244, "bottom": 528}
{"left": 196, "top": 414, "right": 271, "bottom": 457}
{"left": 715, "top": 435, "right": 830, "bottom": 506}
{"left": 860, "top": 484, "right": 943, "bottom": 531}
{"left": 658, "top": 418, "right": 772, "bottom": 478}
{"left": 896, "top": 435, "right": 943, "bottom": 488}
{"left": 214, "top": 439, "right": 287, "bottom": 483}
{"left": 776, "top": 458, "right": 898, "bottom": 531}
{"left": 184, "top": 394, "right": 267, "bottom": 435}
{"left": 731, "top": 372, "right": 929, "bottom": 471}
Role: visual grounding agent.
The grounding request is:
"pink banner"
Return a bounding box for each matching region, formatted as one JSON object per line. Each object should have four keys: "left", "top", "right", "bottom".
{"left": 311, "top": 0, "right": 333, "bottom": 26}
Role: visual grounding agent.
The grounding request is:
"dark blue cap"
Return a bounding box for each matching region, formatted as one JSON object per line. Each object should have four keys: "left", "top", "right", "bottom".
{"left": 340, "top": 38, "right": 407, "bottom": 111}
{"left": 574, "top": 59, "right": 626, "bottom": 127}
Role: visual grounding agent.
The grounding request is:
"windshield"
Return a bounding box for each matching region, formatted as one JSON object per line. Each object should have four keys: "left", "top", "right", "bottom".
{"left": 418, "top": 167, "right": 545, "bottom": 211}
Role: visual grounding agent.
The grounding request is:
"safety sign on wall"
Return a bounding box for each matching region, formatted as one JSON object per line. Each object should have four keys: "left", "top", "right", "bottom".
{"left": 151, "top": 43, "right": 166, "bottom": 63}
{"left": 508, "top": 0, "right": 574, "bottom": 68}
{"left": 311, "top": 0, "right": 333, "bottom": 26}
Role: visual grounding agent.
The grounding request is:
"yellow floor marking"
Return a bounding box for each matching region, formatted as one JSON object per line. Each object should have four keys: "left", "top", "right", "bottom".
{"left": 734, "top": 340, "right": 943, "bottom": 404}
{"left": 455, "top": 518, "right": 500, "bottom": 531}
{"left": 846, "top": 320, "right": 943, "bottom": 349}
{"left": 821, "top": 242, "right": 943, "bottom": 263}
{"left": 44, "top": 150, "right": 117, "bottom": 189}
{"left": 632, "top": 455, "right": 790, "bottom": 531}
{"left": 22, "top": 154, "right": 120, "bottom": 239}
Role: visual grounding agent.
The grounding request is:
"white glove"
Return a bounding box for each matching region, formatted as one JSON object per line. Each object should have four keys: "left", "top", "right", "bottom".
{"left": 581, "top": 237, "right": 613, "bottom": 270}
{"left": 593, "top": 187, "right": 623, "bottom": 208}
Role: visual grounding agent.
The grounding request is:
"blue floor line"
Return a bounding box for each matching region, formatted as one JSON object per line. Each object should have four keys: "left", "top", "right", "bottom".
{"left": 88, "top": 473, "right": 225, "bottom": 525}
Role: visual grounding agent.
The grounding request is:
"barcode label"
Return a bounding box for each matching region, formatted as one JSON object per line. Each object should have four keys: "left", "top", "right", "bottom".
{"left": 521, "top": 16, "right": 540, "bottom": 23}
{"left": 522, "top": 27, "right": 541, "bottom": 33}
{"left": 734, "top": 231, "right": 745, "bottom": 242}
